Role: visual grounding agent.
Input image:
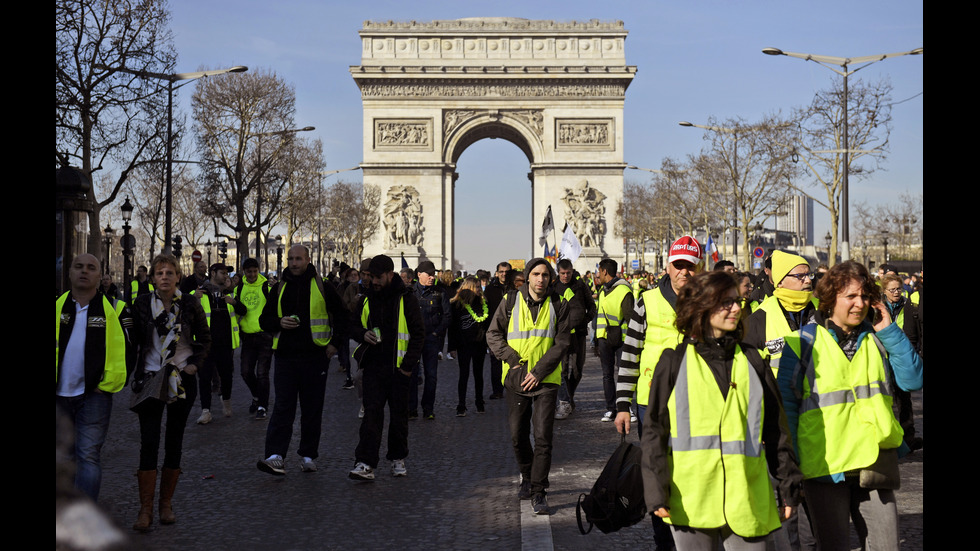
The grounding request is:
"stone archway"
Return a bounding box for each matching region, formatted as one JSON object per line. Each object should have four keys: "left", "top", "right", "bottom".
{"left": 351, "top": 17, "right": 636, "bottom": 272}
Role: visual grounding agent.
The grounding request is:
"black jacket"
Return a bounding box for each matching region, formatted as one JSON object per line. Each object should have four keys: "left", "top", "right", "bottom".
{"left": 259, "top": 264, "right": 349, "bottom": 358}
{"left": 130, "top": 291, "right": 211, "bottom": 375}
{"left": 351, "top": 275, "right": 425, "bottom": 372}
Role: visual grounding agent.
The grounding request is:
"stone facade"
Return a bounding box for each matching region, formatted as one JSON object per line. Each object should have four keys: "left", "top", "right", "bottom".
{"left": 351, "top": 17, "right": 635, "bottom": 273}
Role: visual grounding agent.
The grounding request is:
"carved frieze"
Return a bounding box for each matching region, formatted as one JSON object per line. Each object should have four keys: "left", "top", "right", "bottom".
{"left": 361, "top": 81, "right": 626, "bottom": 99}
{"left": 443, "top": 109, "right": 543, "bottom": 138}
{"left": 561, "top": 180, "right": 607, "bottom": 249}
{"left": 555, "top": 118, "right": 615, "bottom": 151}
{"left": 373, "top": 119, "right": 433, "bottom": 151}
{"left": 383, "top": 185, "right": 424, "bottom": 248}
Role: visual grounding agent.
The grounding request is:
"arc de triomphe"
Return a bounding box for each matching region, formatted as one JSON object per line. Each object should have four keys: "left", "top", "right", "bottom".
{"left": 350, "top": 18, "right": 636, "bottom": 272}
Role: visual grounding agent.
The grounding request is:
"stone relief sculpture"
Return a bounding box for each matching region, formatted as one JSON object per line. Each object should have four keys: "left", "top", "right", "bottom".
{"left": 557, "top": 121, "right": 610, "bottom": 145}
{"left": 383, "top": 185, "right": 424, "bottom": 248}
{"left": 561, "top": 180, "right": 606, "bottom": 249}
{"left": 375, "top": 120, "right": 431, "bottom": 147}
{"left": 443, "top": 109, "right": 544, "bottom": 138}
{"left": 361, "top": 82, "right": 626, "bottom": 99}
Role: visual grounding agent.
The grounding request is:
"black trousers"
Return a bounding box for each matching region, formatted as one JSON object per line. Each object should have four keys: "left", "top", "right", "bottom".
{"left": 507, "top": 386, "right": 558, "bottom": 496}
{"left": 355, "top": 366, "right": 411, "bottom": 468}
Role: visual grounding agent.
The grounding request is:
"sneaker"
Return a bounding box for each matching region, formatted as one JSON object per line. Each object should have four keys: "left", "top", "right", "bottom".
{"left": 222, "top": 399, "right": 233, "bottom": 418}
{"left": 446, "top": 352, "right": 454, "bottom": 360}
{"left": 476, "top": 404, "right": 485, "bottom": 414}
{"left": 349, "top": 462, "right": 375, "bottom": 481}
{"left": 342, "top": 379, "right": 355, "bottom": 390}
{"left": 425, "top": 412, "right": 435, "bottom": 420}
{"left": 300, "top": 457, "right": 317, "bottom": 472}
{"left": 197, "top": 409, "right": 212, "bottom": 425}
{"left": 358, "top": 406, "right": 365, "bottom": 419}
{"left": 518, "top": 477, "right": 532, "bottom": 500}
{"left": 438, "top": 352, "right": 444, "bottom": 360}
{"left": 391, "top": 459, "right": 407, "bottom": 477}
{"left": 456, "top": 406, "right": 467, "bottom": 417}
{"left": 257, "top": 455, "right": 285, "bottom": 476}
{"left": 554, "top": 401, "right": 571, "bottom": 420}
{"left": 255, "top": 407, "right": 267, "bottom": 420}
{"left": 601, "top": 411, "right": 615, "bottom": 422}
{"left": 630, "top": 411, "right": 638, "bottom": 424}
{"left": 531, "top": 493, "right": 550, "bottom": 515}
{"left": 249, "top": 398, "right": 259, "bottom": 414}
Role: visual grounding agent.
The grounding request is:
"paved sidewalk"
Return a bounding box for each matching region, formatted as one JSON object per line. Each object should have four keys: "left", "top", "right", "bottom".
{"left": 84, "top": 343, "right": 923, "bottom": 550}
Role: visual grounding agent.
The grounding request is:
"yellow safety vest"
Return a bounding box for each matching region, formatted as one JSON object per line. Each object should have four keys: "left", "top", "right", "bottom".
{"left": 758, "top": 295, "right": 818, "bottom": 377}
{"left": 501, "top": 296, "right": 562, "bottom": 386}
{"left": 191, "top": 290, "right": 241, "bottom": 349}
{"left": 130, "top": 279, "right": 154, "bottom": 303}
{"left": 909, "top": 291, "right": 919, "bottom": 305}
{"left": 637, "top": 288, "right": 683, "bottom": 406}
{"left": 353, "top": 297, "right": 410, "bottom": 368}
{"left": 791, "top": 325, "right": 904, "bottom": 479}
{"left": 273, "top": 279, "right": 332, "bottom": 349}
{"left": 666, "top": 345, "right": 780, "bottom": 537}
{"left": 596, "top": 280, "right": 631, "bottom": 339}
{"left": 55, "top": 292, "right": 127, "bottom": 393}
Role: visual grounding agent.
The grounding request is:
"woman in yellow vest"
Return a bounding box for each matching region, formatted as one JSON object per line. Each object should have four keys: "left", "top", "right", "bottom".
{"left": 778, "top": 261, "right": 923, "bottom": 551}
{"left": 641, "top": 271, "right": 801, "bottom": 550}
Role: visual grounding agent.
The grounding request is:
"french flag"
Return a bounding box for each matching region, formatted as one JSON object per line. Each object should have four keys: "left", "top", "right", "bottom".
{"left": 706, "top": 234, "right": 719, "bottom": 263}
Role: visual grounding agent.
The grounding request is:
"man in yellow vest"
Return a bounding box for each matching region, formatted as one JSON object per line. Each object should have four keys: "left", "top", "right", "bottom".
{"left": 614, "top": 235, "right": 703, "bottom": 551}
{"left": 130, "top": 265, "right": 153, "bottom": 304}
{"left": 595, "top": 258, "right": 634, "bottom": 422}
{"left": 56, "top": 253, "right": 131, "bottom": 501}
{"left": 348, "top": 255, "right": 425, "bottom": 481}
{"left": 193, "top": 263, "right": 246, "bottom": 425}
{"left": 235, "top": 257, "right": 274, "bottom": 420}
{"left": 256, "top": 245, "right": 349, "bottom": 475}
{"left": 487, "top": 257, "right": 573, "bottom": 515}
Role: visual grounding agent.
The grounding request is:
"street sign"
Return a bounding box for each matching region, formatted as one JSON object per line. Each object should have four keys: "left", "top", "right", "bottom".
{"left": 753, "top": 247, "right": 764, "bottom": 259}
{"left": 631, "top": 259, "right": 640, "bottom": 270}
{"left": 191, "top": 250, "right": 203, "bottom": 262}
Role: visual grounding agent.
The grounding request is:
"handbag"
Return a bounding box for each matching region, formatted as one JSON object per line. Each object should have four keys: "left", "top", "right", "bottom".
{"left": 129, "top": 365, "right": 174, "bottom": 411}
{"left": 859, "top": 448, "right": 901, "bottom": 490}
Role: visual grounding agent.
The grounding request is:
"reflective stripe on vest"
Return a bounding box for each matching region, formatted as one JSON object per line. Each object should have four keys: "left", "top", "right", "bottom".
{"left": 273, "top": 279, "right": 332, "bottom": 349}
{"left": 501, "top": 296, "right": 562, "bottom": 386}
{"left": 596, "top": 280, "right": 631, "bottom": 339}
{"left": 191, "top": 291, "right": 241, "bottom": 349}
{"left": 666, "top": 344, "right": 779, "bottom": 537}
{"left": 637, "top": 288, "right": 682, "bottom": 406}
{"left": 795, "top": 324, "right": 904, "bottom": 479}
{"left": 55, "top": 292, "right": 127, "bottom": 394}
{"left": 355, "top": 297, "right": 410, "bottom": 368}
{"left": 758, "top": 295, "right": 816, "bottom": 377}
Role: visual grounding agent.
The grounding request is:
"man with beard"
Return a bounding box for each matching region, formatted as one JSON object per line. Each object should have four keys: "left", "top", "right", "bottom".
{"left": 256, "top": 245, "right": 348, "bottom": 475}
{"left": 348, "top": 255, "right": 425, "bottom": 480}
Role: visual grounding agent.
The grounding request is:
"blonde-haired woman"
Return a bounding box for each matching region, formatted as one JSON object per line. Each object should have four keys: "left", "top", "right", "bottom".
{"left": 448, "top": 277, "right": 491, "bottom": 416}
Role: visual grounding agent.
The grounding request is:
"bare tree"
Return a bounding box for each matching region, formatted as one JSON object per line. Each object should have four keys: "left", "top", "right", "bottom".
{"left": 323, "top": 182, "right": 381, "bottom": 267}
{"left": 615, "top": 178, "right": 657, "bottom": 268}
{"left": 792, "top": 77, "right": 893, "bottom": 266}
{"left": 191, "top": 68, "right": 301, "bottom": 270}
{"left": 688, "top": 115, "right": 798, "bottom": 269}
{"left": 57, "top": 0, "right": 176, "bottom": 256}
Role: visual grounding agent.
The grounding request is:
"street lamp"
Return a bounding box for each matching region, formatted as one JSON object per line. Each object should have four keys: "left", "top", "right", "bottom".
{"left": 276, "top": 235, "right": 284, "bottom": 276}
{"left": 762, "top": 46, "right": 922, "bottom": 262}
{"left": 121, "top": 196, "right": 134, "bottom": 297}
{"left": 103, "top": 224, "right": 115, "bottom": 276}
{"left": 95, "top": 64, "right": 248, "bottom": 255}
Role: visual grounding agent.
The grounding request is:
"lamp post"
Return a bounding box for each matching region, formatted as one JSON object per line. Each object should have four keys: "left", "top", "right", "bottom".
{"left": 95, "top": 64, "right": 248, "bottom": 255}
{"left": 276, "top": 235, "right": 284, "bottom": 277}
{"left": 761, "top": 47, "right": 922, "bottom": 262}
{"left": 121, "top": 196, "right": 134, "bottom": 297}
{"left": 103, "top": 224, "right": 115, "bottom": 276}
{"left": 206, "top": 240, "right": 213, "bottom": 266}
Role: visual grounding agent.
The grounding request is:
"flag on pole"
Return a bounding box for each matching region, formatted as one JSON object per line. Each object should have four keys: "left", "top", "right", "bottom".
{"left": 543, "top": 241, "right": 557, "bottom": 264}
{"left": 705, "top": 234, "right": 720, "bottom": 263}
{"left": 558, "top": 223, "right": 582, "bottom": 263}
{"left": 400, "top": 252, "right": 409, "bottom": 269}
{"left": 538, "top": 205, "right": 554, "bottom": 247}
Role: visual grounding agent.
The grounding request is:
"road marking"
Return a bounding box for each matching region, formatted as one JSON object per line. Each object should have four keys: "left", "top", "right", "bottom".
{"left": 521, "top": 499, "right": 554, "bottom": 551}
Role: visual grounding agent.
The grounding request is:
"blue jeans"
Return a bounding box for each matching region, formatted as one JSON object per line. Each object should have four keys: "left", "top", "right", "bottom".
{"left": 410, "top": 337, "right": 440, "bottom": 415}
{"left": 57, "top": 391, "right": 113, "bottom": 501}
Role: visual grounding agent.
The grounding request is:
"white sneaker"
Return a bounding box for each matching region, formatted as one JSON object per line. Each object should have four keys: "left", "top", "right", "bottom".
{"left": 630, "top": 410, "right": 638, "bottom": 424}
{"left": 222, "top": 399, "right": 233, "bottom": 418}
{"left": 358, "top": 406, "right": 365, "bottom": 419}
{"left": 392, "top": 459, "right": 407, "bottom": 477}
{"left": 554, "top": 401, "right": 572, "bottom": 420}
{"left": 349, "top": 462, "right": 375, "bottom": 481}
{"left": 600, "top": 411, "right": 614, "bottom": 422}
{"left": 300, "top": 457, "right": 317, "bottom": 472}
{"left": 197, "top": 409, "right": 212, "bottom": 424}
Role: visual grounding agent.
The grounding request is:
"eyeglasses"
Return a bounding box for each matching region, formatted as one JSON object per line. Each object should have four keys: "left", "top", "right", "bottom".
{"left": 719, "top": 297, "right": 747, "bottom": 311}
{"left": 884, "top": 287, "right": 903, "bottom": 294}
{"left": 784, "top": 272, "right": 815, "bottom": 282}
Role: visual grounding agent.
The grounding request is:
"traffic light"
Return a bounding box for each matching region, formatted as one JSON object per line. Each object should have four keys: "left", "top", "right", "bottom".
{"left": 218, "top": 240, "right": 228, "bottom": 260}
{"left": 172, "top": 235, "right": 182, "bottom": 257}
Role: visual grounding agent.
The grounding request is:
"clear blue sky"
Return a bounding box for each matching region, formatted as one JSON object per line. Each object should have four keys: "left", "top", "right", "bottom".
{"left": 167, "top": 0, "right": 923, "bottom": 271}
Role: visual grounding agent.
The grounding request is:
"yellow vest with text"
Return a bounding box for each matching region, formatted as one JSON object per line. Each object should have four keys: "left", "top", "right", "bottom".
{"left": 191, "top": 290, "right": 241, "bottom": 349}
{"left": 55, "top": 292, "right": 127, "bottom": 393}
{"left": 666, "top": 345, "right": 780, "bottom": 537}
{"left": 596, "top": 280, "right": 632, "bottom": 339}
{"left": 758, "top": 295, "right": 818, "bottom": 378}
{"left": 354, "top": 297, "right": 410, "bottom": 368}
{"left": 501, "top": 296, "right": 562, "bottom": 386}
{"left": 791, "top": 325, "right": 904, "bottom": 479}
{"left": 273, "top": 279, "right": 332, "bottom": 349}
{"left": 637, "top": 287, "right": 683, "bottom": 406}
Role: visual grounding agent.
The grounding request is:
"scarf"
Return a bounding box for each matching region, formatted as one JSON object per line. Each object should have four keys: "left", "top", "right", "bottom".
{"left": 773, "top": 287, "right": 813, "bottom": 312}
{"left": 151, "top": 290, "right": 186, "bottom": 400}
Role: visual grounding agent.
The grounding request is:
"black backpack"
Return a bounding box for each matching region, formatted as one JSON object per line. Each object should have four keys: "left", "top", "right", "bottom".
{"left": 576, "top": 437, "right": 647, "bottom": 534}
